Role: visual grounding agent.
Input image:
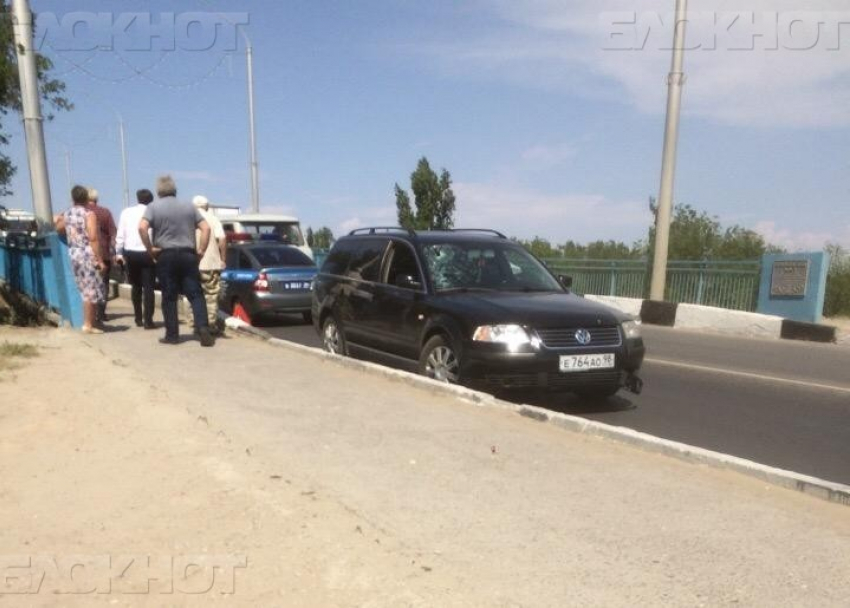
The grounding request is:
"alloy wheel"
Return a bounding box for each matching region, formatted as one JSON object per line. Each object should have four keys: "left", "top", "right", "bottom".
{"left": 425, "top": 345, "right": 459, "bottom": 383}
{"left": 323, "top": 319, "right": 341, "bottom": 354}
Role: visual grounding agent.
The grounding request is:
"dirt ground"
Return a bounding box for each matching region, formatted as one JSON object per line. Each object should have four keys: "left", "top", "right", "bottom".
{"left": 2, "top": 318, "right": 849, "bottom": 607}
{"left": 0, "top": 326, "right": 459, "bottom": 607}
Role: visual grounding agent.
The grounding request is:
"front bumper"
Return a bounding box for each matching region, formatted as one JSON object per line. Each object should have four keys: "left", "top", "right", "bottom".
{"left": 461, "top": 338, "right": 645, "bottom": 392}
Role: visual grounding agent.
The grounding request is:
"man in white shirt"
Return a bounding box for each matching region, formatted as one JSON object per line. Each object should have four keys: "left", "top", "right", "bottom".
{"left": 192, "top": 195, "right": 227, "bottom": 334}
{"left": 116, "top": 189, "right": 156, "bottom": 328}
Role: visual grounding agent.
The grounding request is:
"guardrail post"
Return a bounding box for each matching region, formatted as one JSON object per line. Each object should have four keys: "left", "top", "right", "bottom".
{"left": 609, "top": 261, "right": 617, "bottom": 296}
{"left": 696, "top": 260, "right": 706, "bottom": 305}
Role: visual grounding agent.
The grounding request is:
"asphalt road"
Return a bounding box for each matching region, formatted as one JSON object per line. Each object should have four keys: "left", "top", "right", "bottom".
{"left": 260, "top": 315, "right": 850, "bottom": 485}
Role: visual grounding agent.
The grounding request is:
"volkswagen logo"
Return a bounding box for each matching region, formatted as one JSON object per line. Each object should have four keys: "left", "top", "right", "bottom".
{"left": 574, "top": 329, "right": 592, "bottom": 345}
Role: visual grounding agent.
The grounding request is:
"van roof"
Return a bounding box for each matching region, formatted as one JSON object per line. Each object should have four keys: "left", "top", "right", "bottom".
{"left": 2, "top": 209, "right": 36, "bottom": 220}
{"left": 227, "top": 214, "right": 299, "bottom": 223}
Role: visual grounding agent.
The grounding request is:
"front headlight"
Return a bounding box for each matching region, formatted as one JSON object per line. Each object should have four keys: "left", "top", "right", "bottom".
{"left": 621, "top": 319, "right": 642, "bottom": 340}
{"left": 472, "top": 324, "right": 532, "bottom": 351}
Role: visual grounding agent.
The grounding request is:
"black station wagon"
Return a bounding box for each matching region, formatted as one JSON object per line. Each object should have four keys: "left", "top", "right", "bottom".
{"left": 312, "top": 228, "right": 645, "bottom": 397}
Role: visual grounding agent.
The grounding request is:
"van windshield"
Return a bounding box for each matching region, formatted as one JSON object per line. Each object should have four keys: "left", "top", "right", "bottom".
{"left": 236, "top": 222, "right": 304, "bottom": 246}
{"left": 421, "top": 242, "right": 563, "bottom": 293}
{"left": 251, "top": 246, "right": 314, "bottom": 268}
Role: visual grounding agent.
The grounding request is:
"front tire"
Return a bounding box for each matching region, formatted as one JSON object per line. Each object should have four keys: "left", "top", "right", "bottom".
{"left": 322, "top": 315, "right": 347, "bottom": 356}
{"left": 419, "top": 335, "right": 461, "bottom": 384}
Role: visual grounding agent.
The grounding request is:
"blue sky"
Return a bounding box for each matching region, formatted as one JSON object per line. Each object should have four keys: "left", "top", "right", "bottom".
{"left": 4, "top": 0, "right": 849, "bottom": 250}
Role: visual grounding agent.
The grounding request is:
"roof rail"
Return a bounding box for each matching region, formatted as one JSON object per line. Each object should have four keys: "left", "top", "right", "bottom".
{"left": 450, "top": 228, "right": 507, "bottom": 239}
{"left": 348, "top": 227, "right": 417, "bottom": 237}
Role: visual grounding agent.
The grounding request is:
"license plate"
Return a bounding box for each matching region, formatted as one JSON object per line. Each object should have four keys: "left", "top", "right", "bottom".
{"left": 282, "top": 281, "right": 310, "bottom": 290}
{"left": 559, "top": 353, "right": 615, "bottom": 372}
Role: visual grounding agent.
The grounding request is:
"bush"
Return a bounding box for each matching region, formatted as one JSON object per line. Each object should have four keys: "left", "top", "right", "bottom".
{"left": 824, "top": 247, "right": 850, "bottom": 317}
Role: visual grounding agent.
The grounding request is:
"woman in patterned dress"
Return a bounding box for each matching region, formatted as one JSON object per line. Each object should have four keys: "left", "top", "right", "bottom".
{"left": 54, "top": 185, "right": 107, "bottom": 334}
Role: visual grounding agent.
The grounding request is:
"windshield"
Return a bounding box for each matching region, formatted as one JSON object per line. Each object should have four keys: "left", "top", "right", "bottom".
{"left": 251, "top": 246, "right": 314, "bottom": 268}
{"left": 238, "top": 222, "right": 304, "bottom": 246}
{"left": 421, "top": 242, "right": 562, "bottom": 293}
{"left": 4, "top": 219, "right": 37, "bottom": 233}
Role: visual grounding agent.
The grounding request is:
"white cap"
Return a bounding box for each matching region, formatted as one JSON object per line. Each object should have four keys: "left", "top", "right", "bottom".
{"left": 193, "top": 195, "right": 209, "bottom": 209}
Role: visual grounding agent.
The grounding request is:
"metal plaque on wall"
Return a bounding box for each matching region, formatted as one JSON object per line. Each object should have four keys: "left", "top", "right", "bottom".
{"left": 770, "top": 260, "right": 809, "bottom": 297}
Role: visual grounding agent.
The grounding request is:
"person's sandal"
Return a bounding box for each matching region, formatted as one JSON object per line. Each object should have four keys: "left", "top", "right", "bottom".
{"left": 82, "top": 326, "right": 104, "bottom": 335}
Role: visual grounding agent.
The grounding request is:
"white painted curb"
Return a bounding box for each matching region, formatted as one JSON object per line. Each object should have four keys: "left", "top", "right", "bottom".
{"left": 584, "top": 294, "right": 643, "bottom": 317}
{"left": 675, "top": 303, "right": 783, "bottom": 339}
{"left": 224, "top": 316, "right": 850, "bottom": 507}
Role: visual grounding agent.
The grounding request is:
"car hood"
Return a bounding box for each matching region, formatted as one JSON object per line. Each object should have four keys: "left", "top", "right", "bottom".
{"left": 433, "top": 291, "right": 625, "bottom": 328}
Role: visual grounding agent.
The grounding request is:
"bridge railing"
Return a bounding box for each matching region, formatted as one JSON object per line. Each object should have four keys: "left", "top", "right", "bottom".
{"left": 544, "top": 259, "right": 648, "bottom": 299}
{"left": 0, "top": 233, "right": 83, "bottom": 326}
{"left": 542, "top": 258, "right": 762, "bottom": 311}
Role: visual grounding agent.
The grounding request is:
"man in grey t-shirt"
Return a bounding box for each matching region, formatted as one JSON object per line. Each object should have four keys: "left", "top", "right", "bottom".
{"left": 139, "top": 174, "right": 215, "bottom": 347}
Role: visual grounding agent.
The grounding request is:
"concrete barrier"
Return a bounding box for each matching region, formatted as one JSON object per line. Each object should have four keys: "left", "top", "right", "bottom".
{"left": 676, "top": 303, "right": 783, "bottom": 339}
{"left": 586, "top": 292, "right": 840, "bottom": 345}
{"left": 584, "top": 295, "right": 643, "bottom": 317}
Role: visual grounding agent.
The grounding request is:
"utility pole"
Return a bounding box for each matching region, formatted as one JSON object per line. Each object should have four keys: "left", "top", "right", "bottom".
{"left": 245, "top": 37, "right": 260, "bottom": 213}
{"left": 11, "top": 0, "right": 53, "bottom": 226}
{"left": 649, "top": 0, "right": 689, "bottom": 301}
{"left": 118, "top": 115, "right": 130, "bottom": 208}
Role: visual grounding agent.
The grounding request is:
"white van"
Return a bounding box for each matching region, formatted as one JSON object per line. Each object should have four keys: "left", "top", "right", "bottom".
{"left": 0, "top": 208, "right": 38, "bottom": 239}
{"left": 219, "top": 214, "right": 313, "bottom": 260}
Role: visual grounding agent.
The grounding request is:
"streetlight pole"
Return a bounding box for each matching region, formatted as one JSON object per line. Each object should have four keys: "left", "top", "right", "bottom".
{"left": 118, "top": 114, "right": 130, "bottom": 208}
{"left": 11, "top": 0, "right": 53, "bottom": 226}
{"left": 244, "top": 34, "right": 260, "bottom": 214}
{"left": 649, "top": 0, "right": 689, "bottom": 301}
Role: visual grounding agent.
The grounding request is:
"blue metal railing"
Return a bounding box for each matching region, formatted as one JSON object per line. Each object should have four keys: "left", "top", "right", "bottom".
{"left": 0, "top": 233, "right": 83, "bottom": 326}
{"left": 542, "top": 258, "right": 762, "bottom": 311}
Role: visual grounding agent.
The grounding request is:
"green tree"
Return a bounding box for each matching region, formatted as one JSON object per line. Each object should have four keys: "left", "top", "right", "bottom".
{"left": 824, "top": 243, "right": 850, "bottom": 317}
{"left": 585, "top": 240, "right": 639, "bottom": 260}
{"left": 516, "top": 236, "right": 558, "bottom": 259}
{"left": 715, "top": 226, "right": 779, "bottom": 260}
{"left": 646, "top": 199, "right": 777, "bottom": 261}
{"left": 395, "top": 157, "right": 456, "bottom": 230}
{"left": 1, "top": 3, "right": 72, "bottom": 195}
{"left": 561, "top": 240, "right": 587, "bottom": 258}
{"left": 308, "top": 226, "right": 334, "bottom": 250}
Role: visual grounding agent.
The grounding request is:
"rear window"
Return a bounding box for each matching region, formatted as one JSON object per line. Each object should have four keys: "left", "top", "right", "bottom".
{"left": 320, "top": 238, "right": 388, "bottom": 281}
{"left": 321, "top": 240, "right": 358, "bottom": 275}
{"left": 250, "top": 247, "right": 314, "bottom": 268}
{"left": 346, "top": 239, "right": 387, "bottom": 283}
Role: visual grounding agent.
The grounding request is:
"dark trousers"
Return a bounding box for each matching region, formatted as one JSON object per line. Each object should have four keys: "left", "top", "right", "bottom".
{"left": 96, "top": 262, "right": 112, "bottom": 323}
{"left": 156, "top": 249, "right": 208, "bottom": 339}
{"left": 125, "top": 250, "right": 156, "bottom": 326}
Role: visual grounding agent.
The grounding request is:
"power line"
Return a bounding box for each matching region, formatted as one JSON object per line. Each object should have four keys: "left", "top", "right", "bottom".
{"left": 46, "top": 44, "right": 231, "bottom": 90}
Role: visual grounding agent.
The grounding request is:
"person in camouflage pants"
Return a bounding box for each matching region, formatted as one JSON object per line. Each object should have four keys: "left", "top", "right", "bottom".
{"left": 192, "top": 196, "right": 227, "bottom": 334}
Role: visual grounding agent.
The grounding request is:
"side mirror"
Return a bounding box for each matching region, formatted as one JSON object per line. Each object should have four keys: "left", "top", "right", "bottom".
{"left": 395, "top": 274, "right": 422, "bottom": 290}
{"left": 558, "top": 274, "right": 573, "bottom": 289}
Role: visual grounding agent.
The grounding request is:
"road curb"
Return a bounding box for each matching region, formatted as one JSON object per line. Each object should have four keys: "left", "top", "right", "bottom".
{"left": 222, "top": 316, "right": 850, "bottom": 508}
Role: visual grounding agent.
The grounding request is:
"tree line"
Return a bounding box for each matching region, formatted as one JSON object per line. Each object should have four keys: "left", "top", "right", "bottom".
{"left": 516, "top": 200, "right": 785, "bottom": 262}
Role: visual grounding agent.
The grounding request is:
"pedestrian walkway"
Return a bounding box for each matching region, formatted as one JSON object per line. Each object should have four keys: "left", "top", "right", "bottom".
{"left": 1, "top": 298, "right": 849, "bottom": 606}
